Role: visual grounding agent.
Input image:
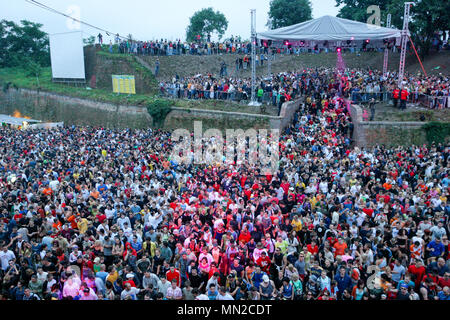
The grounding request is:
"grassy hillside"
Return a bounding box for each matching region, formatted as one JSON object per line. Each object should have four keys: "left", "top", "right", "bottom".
{"left": 0, "top": 46, "right": 160, "bottom": 107}
{"left": 0, "top": 66, "right": 158, "bottom": 107}
{"left": 85, "top": 47, "right": 158, "bottom": 95}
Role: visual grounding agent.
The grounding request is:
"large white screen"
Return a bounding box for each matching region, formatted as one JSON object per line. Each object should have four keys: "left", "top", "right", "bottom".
{"left": 49, "top": 31, "right": 86, "bottom": 79}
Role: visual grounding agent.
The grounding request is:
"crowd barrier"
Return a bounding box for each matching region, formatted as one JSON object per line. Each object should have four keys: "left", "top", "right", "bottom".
{"left": 117, "top": 45, "right": 269, "bottom": 56}
{"left": 159, "top": 87, "right": 280, "bottom": 105}
{"left": 159, "top": 87, "right": 448, "bottom": 109}
{"left": 114, "top": 44, "right": 388, "bottom": 57}
{"left": 351, "top": 91, "right": 449, "bottom": 109}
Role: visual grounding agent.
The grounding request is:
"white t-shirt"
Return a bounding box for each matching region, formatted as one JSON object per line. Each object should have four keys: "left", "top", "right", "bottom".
{"left": 217, "top": 293, "right": 234, "bottom": 300}
{"left": 49, "top": 180, "right": 60, "bottom": 191}
{"left": 37, "top": 271, "right": 48, "bottom": 282}
{"left": 120, "top": 287, "right": 140, "bottom": 300}
{"left": 429, "top": 226, "right": 446, "bottom": 240}
{"left": 0, "top": 250, "right": 15, "bottom": 270}
{"left": 105, "top": 209, "right": 115, "bottom": 219}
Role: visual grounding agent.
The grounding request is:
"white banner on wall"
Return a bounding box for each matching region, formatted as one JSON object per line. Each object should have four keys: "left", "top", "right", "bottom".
{"left": 49, "top": 31, "right": 86, "bottom": 79}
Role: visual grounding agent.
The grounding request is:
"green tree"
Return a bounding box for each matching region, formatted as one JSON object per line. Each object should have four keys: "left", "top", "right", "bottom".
{"left": 267, "top": 0, "right": 313, "bottom": 29}
{"left": 27, "top": 60, "right": 42, "bottom": 88}
{"left": 147, "top": 99, "right": 173, "bottom": 128}
{"left": 335, "top": 0, "right": 450, "bottom": 57}
{"left": 411, "top": 0, "right": 450, "bottom": 58}
{"left": 336, "top": 0, "right": 402, "bottom": 27}
{"left": 186, "top": 8, "right": 228, "bottom": 42}
{"left": 83, "top": 36, "right": 96, "bottom": 46}
{"left": 0, "top": 20, "right": 49, "bottom": 68}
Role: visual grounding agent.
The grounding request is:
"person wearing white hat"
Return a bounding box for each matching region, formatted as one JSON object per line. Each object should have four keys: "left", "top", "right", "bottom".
{"left": 259, "top": 274, "right": 275, "bottom": 300}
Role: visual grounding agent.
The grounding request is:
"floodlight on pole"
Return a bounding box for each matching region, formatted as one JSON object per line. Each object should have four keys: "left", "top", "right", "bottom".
{"left": 249, "top": 9, "right": 261, "bottom": 107}
{"left": 398, "top": 2, "right": 414, "bottom": 88}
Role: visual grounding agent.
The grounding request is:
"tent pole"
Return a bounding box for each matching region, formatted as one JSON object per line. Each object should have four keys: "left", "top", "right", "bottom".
{"left": 249, "top": 9, "right": 260, "bottom": 106}
{"left": 383, "top": 14, "right": 392, "bottom": 77}
{"left": 408, "top": 36, "right": 427, "bottom": 77}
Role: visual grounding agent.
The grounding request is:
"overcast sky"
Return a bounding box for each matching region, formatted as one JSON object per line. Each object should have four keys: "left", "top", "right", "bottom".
{"left": 2, "top": 0, "right": 343, "bottom": 42}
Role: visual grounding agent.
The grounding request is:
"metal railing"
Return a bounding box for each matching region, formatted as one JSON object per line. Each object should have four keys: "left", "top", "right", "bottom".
{"left": 159, "top": 87, "right": 280, "bottom": 105}
{"left": 350, "top": 91, "right": 449, "bottom": 109}
{"left": 113, "top": 44, "right": 389, "bottom": 57}
{"left": 116, "top": 45, "right": 270, "bottom": 56}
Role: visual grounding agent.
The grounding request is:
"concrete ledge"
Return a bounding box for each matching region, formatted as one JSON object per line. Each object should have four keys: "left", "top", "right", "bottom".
{"left": 360, "top": 121, "right": 426, "bottom": 128}
{"left": 10, "top": 88, "right": 302, "bottom": 131}
{"left": 170, "top": 106, "right": 280, "bottom": 119}
{"left": 349, "top": 103, "right": 429, "bottom": 147}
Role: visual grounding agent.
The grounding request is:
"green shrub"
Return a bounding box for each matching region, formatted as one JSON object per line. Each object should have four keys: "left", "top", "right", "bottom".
{"left": 412, "top": 110, "right": 434, "bottom": 122}
{"left": 147, "top": 99, "right": 173, "bottom": 128}
{"left": 2, "top": 82, "right": 19, "bottom": 93}
{"left": 422, "top": 122, "right": 450, "bottom": 144}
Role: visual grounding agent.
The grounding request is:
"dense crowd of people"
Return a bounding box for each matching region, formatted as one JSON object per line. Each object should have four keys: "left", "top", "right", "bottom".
{"left": 159, "top": 70, "right": 299, "bottom": 110}
{"left": 348, "top": 70, "right": 449, "bottom": 109}
{"left": 159, "top": 66, "right": 449, "bottom": 111}
{"left": 105, "top": 31, "right": 448, "bottom": 58}
{"left": 113, "top": 36, "right": 262, "bottom": 56}
{"left": 0, "top": 65, "right": 448, "bottom": 301}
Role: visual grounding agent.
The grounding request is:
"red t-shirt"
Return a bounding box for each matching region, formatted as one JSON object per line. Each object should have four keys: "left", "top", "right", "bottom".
{"left": 166, "top": 270, "right": 181, "bottom": 287}
{"left": 238, "top": 232, "right": 251, "bottom": 244}
{"left": 362, "top": 208, "right": 374, "bottom": 217}
{"left": 280, "top": 183, "right": 290, "bottom": 195}
{"left": 408, "top": 265, "right": 426, "bottom": 287}
{"left": 256, "top": 256, "right": 271, "bottom": 273}
{"left": 96, "top": 214, "right": 107, "bottom": 224}
{"left": 307, "top": 244, "right": 319, "bottom": 255}
{"left": 438, "top": 276, "right": 450, "bottom": 289}
{"left": 123, "top": 279, "right": 136, "bottom": 288}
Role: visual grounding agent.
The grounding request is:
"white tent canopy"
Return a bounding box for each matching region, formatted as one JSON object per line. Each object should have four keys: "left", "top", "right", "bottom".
{"left": 258, "top": 15, "right": 404, "bottom": 41}
{"left": 0, "top": 114, "right": 41, "bottom": 126}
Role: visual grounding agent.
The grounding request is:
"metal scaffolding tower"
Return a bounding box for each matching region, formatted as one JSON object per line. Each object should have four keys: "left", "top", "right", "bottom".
{"left": 398, "top": 2, "right": 414, "bottom": 88}
{"left": 383, "top": 14, "right": 392, "bottom": 77}
{"left": 249, "top": 9, "right": 261, "bottom": 106}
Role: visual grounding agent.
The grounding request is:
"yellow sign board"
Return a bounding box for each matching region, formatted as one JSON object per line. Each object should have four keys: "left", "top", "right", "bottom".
{"left": 112, "top": 75, "right": 136, "bottom": 94}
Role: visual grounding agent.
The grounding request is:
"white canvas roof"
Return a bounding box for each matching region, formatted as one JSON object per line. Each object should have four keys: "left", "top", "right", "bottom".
{"left": 0, "top": 114, "right": 41, "bottom": 126}
{"left": 258, "top": 15, "right": 404, "bottom": 41}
